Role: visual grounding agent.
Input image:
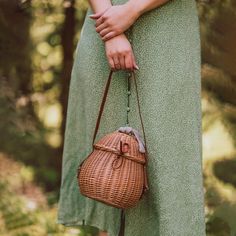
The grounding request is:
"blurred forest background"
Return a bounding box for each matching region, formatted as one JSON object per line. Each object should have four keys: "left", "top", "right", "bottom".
{"left": 0, "top": 0, "right": 236, "bottom": 235}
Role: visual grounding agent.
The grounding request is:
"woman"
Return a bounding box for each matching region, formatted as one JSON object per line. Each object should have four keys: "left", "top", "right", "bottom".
{"left": 57, "top": 0, "right": 206, "bottom": 236}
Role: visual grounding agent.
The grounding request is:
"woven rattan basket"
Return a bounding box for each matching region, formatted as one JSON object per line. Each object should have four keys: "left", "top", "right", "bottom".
{"left": 78, "top": 130, "right": 147, "bottom": 209}
{"left": 77, "top": 70, "right": 149, "bottom": 210}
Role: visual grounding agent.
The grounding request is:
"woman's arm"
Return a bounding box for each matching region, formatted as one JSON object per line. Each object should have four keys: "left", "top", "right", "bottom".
{"left": 126, "top": 0, "right": 170, "bottom": 16}
{"left": 90, "top": 0, "right": 170, "bottom": 41}
{"left": 88, "top": 0, "right": 139, "bottom": 71}
{"left": 88, "top": 0, "right": 111, "bottom": 15}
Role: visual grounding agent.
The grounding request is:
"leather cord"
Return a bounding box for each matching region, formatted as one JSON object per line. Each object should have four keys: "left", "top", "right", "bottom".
{"left": 92, "top": 69, "right": 113, "bottom": 145}
{"left": 118, "top": 209, "right": 125, "bottom": 236}
{"left": 92, "top": 69, "right": 148, "bottom": 158}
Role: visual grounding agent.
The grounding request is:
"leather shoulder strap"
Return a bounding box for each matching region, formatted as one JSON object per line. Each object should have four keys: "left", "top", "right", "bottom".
{"left": 92, "top": 69, "right": 113, "bottom": 145}
{"left": 92, "top": 69, "right": 148, "bottom": 157}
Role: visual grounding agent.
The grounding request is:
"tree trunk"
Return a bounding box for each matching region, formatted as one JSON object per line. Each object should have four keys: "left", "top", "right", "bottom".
{"left": 58, "top": 0, "right": 76, "bottom": 156}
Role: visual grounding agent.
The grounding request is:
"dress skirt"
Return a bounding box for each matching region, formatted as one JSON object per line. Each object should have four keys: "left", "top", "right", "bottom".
{"left": 57, "top": 0, "right": 206, "bottom": 235}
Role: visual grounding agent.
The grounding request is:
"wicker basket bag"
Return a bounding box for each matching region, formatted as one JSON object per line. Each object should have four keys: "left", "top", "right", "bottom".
{"left": 77, "top": 70, "right": 149, "bottom": 234}
{"left": 78, "top": 129, "right": 148, "bottom": 209}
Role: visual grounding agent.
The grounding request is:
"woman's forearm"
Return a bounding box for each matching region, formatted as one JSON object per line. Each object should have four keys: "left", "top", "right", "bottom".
{"left": 89, "top": 0, "right": 170, "bottom": 42}
{"left": 88, "top": 0, "right": 112, "bottom": 14}
{"left": 125, "top": 0, "right": 170, "bottom": 18}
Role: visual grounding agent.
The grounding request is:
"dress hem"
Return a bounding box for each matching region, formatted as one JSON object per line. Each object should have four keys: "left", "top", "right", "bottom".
{"left": 56, "top": 217, "right": 118, "bottom": 236}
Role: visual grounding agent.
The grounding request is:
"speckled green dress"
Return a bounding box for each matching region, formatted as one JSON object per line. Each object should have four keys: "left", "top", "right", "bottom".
{"left": 57, "top": 0, "right": 206, "bottom": 235}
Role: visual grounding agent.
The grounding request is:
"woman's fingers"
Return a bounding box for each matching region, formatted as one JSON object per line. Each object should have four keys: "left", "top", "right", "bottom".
{"left": 102, "top": 31, "right": 116, "bottom": 41}
{"left": 125, "top": 52, "right": 135, "bottom": 71}
{"left": 89, "top": 6, "right": 111, "bottom": 21}
{"left": 109, "top": 51, "right": 138, "bottom": 71}
{"left": 96, "top": 24, "right": 117, "bottom": 41}
{"left": 95, "top": 16, "right": 105, "bottom": 27}
{"left": 108, "top": 53, "right": 137, "bottom": 71}
{"left": 113, "top": 55, "right": 121, "bottom": 70}
{"left": 119, "top": 55, "right": 126, "bottom": 70}
{"left": 111, "top": 53, "right": 136, "bottom": 71}
{"left": 95, "top": 22, "right": 108, "bottom": 34}
{"left": 89, "top": 12, "right": 103, "bottom": 19}
{"left": 99, "top": 28, "right": 110, "bottom": 37}
{"left": 108, "top": 57, "right": 116, "bottom": 71}
{"left": 131, "top": 51, "right": 139, "bottom": 70}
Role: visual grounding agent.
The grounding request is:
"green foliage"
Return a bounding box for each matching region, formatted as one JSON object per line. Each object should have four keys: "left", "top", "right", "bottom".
{"left": 204, "top": 156, "right": 236, "bottom": 235}
{"left": 0, "top": 1, "right": 99, "bottom": 235}
{"left": 0, "top": 79, "right": 59, "bottom": 190}
{"left": 206, "top": 216, "right": 231, "bottom": 236}
{"left": 0, "top": 0, "right": 88, "bottom": 192}
{"left": 0, "top": 154, "right": 99, "bottom": 236}
{"left": 198, "top": 0, "right": 236, "bottom": 145}
{"left": 213, "top": 158, "right": 236, "bottom": 187}
{"left": 197, "top": 3, "right": 236, "bottom": 233}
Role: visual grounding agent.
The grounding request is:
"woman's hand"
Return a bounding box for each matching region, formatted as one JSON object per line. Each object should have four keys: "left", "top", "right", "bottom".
{"left": 89, "top": 3, "right": 140, "bottom": 41}
{"left": 104, "top": 33, "right": 139, "bottom": 71}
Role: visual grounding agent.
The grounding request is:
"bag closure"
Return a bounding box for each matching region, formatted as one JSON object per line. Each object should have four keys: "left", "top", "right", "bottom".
{"left": 93, "top": 143, "right": 146, "bottom": 165}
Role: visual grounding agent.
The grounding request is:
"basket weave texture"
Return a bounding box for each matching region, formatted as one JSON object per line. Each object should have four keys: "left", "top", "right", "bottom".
{"left": 77, "top": 130, "right": 147, "bottom": 209}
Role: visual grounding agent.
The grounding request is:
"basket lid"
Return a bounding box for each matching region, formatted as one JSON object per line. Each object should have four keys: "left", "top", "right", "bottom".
{"left": 93, "top": 131, "right": 146, "bottom": 165}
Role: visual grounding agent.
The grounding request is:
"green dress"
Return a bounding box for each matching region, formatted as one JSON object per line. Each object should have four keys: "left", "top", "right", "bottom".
{"left": 57, "top": 0, "right": 206, "bottom": 235}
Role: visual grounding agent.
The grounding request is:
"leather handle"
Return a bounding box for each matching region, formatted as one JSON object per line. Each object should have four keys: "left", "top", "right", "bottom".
{"left": 92, "top": 69, "right": 148, "bottom": 158}
{"left": 92, "top": 69, "right": 113, "bottom": 145}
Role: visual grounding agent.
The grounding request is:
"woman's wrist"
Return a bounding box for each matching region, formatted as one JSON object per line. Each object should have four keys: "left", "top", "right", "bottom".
{"left": 124, "top": 0, "right": 170, "bottom": 18}
{"left": 123, "top": 1, "right": 142, "bottom": 22}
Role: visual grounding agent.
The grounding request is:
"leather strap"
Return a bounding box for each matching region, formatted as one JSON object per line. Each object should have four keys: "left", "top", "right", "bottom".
{"left": 91, "top": 69, "right": 149, "bottom": 236}
{"left": 92, "top": 69, "right": 148, "bottom": 159}
{"left": 92, "top": 69, "right": 113, "bottom": 145}
{"left": 118, "top": 209, "right": 125, "bottom": 236}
